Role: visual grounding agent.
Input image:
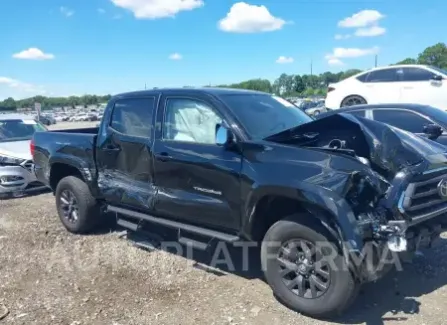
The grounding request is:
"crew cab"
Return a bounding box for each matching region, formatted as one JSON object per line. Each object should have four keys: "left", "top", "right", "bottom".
{"left": 32, "top": 88, "right": 447, "bottom": 318}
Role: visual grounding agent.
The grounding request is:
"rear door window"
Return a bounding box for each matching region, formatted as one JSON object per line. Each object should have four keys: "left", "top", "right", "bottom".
{"left": 110, "top": 97, "right": 155, "bottom": 138}
{"left": 366, "top": 68, "right": 399, "bottom": 82}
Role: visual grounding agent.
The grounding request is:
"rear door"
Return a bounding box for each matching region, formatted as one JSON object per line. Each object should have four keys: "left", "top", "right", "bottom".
{"left": 96, "top": 96, "right": 158, "bottom": 211}
{"left": 363, "top": 68, "right": 403, "bottom": 104}
{"left": 152, "top": 93, "right": 242, "bottom": 231}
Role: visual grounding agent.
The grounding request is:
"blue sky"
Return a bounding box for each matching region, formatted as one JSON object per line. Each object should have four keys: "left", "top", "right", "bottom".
{"left": 0, "top": 0, "right": 446, "bottom": 99}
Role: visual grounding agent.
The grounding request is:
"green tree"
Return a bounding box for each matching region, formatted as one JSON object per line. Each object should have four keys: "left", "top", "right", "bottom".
{"left": 417, "top": 43, "right": 447, "bottom": 68}
{"left": 395, "top": 58, "right": 417, "bottom": 65}
{"left": 293, "top": 75, "right": 305, "bottom": 93}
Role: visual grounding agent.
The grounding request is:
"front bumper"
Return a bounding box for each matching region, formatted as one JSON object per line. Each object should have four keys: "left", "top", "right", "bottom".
{"left": 0, "top": 162, "right": 47, "bottom": 195}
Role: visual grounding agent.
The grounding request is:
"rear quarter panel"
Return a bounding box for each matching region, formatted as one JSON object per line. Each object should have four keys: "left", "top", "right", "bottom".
{"left": 33, "top": 130, "right": 98, "bottom": 191}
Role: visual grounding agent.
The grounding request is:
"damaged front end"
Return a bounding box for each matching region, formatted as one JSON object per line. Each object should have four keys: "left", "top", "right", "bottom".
{"left": 267, "top": 113, "right": 447, "bottom": 280}
{"left": 0, "top": 154, "right": 45, "bottom": 197}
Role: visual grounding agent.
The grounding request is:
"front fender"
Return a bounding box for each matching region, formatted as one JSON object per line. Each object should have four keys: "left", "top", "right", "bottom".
{"left": 241, "top": 182, "right": 364, "bottom": 252}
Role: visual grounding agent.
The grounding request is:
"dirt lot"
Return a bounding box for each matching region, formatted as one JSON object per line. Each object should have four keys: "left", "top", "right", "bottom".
{"left": 1, "top": 122, "right": 447, "bottom": 324}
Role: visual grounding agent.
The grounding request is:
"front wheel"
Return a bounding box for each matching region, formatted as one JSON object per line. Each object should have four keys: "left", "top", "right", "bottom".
{"left": 341, "top": 95, "right": 366, "bottom": 107}
{"left": 55, "top": 176, "right": 101, "bottom": 234}
{"left": 261, "top": 216, "right": 358, "bottom": 319}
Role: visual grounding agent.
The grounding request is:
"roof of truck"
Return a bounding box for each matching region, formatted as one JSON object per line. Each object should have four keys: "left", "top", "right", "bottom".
{"left": 113, "top": 87, "right": 267, "bottom": 99}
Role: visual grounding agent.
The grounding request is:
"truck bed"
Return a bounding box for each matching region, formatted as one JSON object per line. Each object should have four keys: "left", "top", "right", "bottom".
{"left": 48, "top": 127, "right": 99, "bottom": 134}
{"left": 32, "top": 129, "right": 98, "bottom": 189}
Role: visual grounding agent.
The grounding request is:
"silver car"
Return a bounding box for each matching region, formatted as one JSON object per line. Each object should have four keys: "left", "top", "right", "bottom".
{"left": 0, "top": 114, "right": 48, "bottom": 197}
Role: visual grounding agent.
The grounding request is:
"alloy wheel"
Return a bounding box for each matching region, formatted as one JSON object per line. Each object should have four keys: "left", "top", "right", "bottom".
{"left": 59, "top": 190, "right": 79, "bottom": 224}
{"left": 277, "top": 239, "right": 331, "bottom": 299}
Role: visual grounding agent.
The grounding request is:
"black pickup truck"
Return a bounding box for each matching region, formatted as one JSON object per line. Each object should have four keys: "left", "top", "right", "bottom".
{"left": 32, "top": 88, "right": 447, "bottom": 318}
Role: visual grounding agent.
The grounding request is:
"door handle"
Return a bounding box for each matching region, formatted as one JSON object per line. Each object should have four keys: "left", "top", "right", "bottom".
{"left": 103, "top": 145, "right": 121, "bottom": 152}
{"left": 403, "top": 86, "right": 413, "bottom": 89}
{"left": 156, "top": 152, "right": 172, "bottom": 162}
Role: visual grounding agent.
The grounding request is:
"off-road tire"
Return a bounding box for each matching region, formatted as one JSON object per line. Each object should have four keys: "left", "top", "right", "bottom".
{"left": 261, "top": 215, "right": 358, "bottom": 319}
{"left": 55, "top": 176, "right": 101, "bottom": 234}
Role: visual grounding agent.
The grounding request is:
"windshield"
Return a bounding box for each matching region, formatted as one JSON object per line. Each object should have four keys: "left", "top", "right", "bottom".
{"left": 0, "top": 119, "right": 47, "bottom": 143}
{"left": 430, "top": 66, "right": 447, "bottom": 75}
{"left": 220, "top": 94, "right": 313, "bottom": 139}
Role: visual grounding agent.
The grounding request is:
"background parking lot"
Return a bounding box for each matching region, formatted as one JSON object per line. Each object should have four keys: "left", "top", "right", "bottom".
{"left": 1, "top": 122, "right": 447, "bottom": 324}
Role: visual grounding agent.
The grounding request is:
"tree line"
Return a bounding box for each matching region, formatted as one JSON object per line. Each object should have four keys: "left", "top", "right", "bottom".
{"left": 0, "top": 94, "right": 112, "bottom": 112}
{"left": 215, "top": 42, "right": 447, "bottom": 97}
{"left": 1, "top": 43, "right": 446, "bottom": 111}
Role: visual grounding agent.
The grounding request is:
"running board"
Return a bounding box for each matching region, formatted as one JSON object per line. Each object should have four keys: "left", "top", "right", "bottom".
{"left": 178, "top": 236, "right": 209, "bottom": 251}
{"left": 117, "top": 218, "right": 139, "bottom": 231}
{"left": 107, "top": 205, "right": 240, "bottom": 243}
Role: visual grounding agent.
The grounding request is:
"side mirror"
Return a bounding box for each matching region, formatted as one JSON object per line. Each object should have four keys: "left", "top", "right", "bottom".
{"left": 215, "top": 124, "right": 234, "bottom": 146}
{"left": 432, "top": 74, "right": 443, "bottom": 82}
{"left": 423, "top": 123, "right": 443, "bottom": 140}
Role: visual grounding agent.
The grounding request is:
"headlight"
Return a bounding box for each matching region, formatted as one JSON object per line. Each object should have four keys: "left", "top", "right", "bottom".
{"left": 0, "top": 155, "right": 25, "bottom": 165}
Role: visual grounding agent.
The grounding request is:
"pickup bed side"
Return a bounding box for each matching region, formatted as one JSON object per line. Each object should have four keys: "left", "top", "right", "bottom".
{"left": 33, "top": 130, "right": 99, "bottom": 196}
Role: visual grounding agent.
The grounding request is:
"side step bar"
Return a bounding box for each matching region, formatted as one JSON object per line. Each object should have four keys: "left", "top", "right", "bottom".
{"left": 108, "top": 205, "right": 240, "bottom": 243}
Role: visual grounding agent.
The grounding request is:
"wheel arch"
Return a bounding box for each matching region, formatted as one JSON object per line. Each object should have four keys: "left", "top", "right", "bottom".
{"left": 242, "top": 186, "right": 364, "bottom": 253}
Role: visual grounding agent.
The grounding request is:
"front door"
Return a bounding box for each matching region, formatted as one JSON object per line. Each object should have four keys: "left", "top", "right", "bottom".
{"left": 152, "top": 95, "right": 242, "bottom": 231}
{"left": 399, "top": 67, "right": 446, "bottom": 109}
{"left": 96, "top": 96, "right": 157, "bottom": 212}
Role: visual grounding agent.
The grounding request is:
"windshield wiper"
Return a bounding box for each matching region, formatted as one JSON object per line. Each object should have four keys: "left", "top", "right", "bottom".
{"left": 265, "top": 130, "right": 319, "bottom": 142}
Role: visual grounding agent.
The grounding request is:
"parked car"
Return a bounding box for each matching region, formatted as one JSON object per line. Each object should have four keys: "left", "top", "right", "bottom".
{"left": 43, "top": 114, "right": 57, "bottom": 125}
{"left": 318, "top": 103, "right": 447, "bottom": 145}
{"left": 0, "top": 114, "right": 48, "bottom": 197}
{"left": 36, "top": 115, "right": 53, "bottom": 126}
{"left": 325, "top": 65, "right": 447, "bottom": 110}
{"left": 32, "top": 88, "right": 447, "bottom": 318}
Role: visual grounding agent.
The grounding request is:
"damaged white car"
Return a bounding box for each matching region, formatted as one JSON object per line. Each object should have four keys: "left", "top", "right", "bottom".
{"left": 0, "top": 114, "right": 48, "bottom": 198}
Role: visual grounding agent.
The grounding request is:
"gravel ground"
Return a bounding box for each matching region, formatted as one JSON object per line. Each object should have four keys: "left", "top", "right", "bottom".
{"left": 1, "top": 122, "right": 447, "bottom": 324}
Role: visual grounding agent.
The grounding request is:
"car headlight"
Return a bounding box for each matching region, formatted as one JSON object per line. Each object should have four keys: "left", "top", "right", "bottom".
{"left": 0, "top": 155, "right": 25, "bottom": 165}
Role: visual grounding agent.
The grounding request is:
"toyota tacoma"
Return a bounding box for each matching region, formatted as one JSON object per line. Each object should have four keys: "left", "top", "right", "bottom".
{"left": 32, "top": 88, "right": 447, "bottom": 318}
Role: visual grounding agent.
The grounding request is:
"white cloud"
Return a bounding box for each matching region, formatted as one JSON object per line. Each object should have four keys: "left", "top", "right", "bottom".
{"left": 327, "top": 58, "right": 344, "bottom": 66}
{"left": 169, "top": 53, "right": 182, "bottom": 60}
{"left": 354, "top": 25, "right": 386, "bottom": 37}
{"left": 12, "top": 48, "right": 55, "bottom": 60}
{"left": 0, "top": 77, "right": 45, "bottom": 99}
{"left": 98, "top": 8, "right": 106, "bottom": 14}
{"left": 275, "top": 56, "right": 293, "bottom": 64}
{"left": 218, "top": 2, "right": 286, "bottom": 33}
{"left": 325, "top": 46, "right": 378, "bottom": 65}
{"left": 111, "top": 0, "right": 204, "bottom": 19}
{"left": 334, "top": 34, "right": 351, "bottom": 40}
{"left": 325, "top": 46, "right": 379, "bottom": 59}
{"left": 338, "top": 10, "right": 384, "bottom": 28}
{"left": 60, "top": 6, "right": 74, "bottom": 17}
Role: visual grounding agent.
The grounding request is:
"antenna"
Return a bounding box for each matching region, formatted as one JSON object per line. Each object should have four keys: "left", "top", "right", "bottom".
{"left": 310, "top": 59, "right": 313, "bottom": 76}
{"left": 145, "top": 83, "right": 147, "bottom": 90}
{"left": 375, "top": 55, "right": 378, "bottom": 67}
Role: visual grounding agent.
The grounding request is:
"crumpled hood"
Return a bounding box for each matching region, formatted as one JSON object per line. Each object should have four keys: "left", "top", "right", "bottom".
{"left": 0, "top": 140, "right": 32, "bottom": 160}
{"left": 266, "top": 113, "right": 447, "bottom": 176}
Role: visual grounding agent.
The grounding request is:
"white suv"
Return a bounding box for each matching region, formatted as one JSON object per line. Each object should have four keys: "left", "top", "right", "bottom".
{"left": 325, "top": 64, "right": 447, "bottom": 110}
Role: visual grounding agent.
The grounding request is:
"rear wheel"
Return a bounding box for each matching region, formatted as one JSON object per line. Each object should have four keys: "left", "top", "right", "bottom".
{"left": 55, "top": 176, "right": 101, "bottom": 234}
{"left": 261, "top": 215, "right": 358, "bottom": 319}
{"left": 341, "top": 95, "right": 366, "bottom": 107}
{"left": 312, "top": 110, "right": 321, "bottom": 117}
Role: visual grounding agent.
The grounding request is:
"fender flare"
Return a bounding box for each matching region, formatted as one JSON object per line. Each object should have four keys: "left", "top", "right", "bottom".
{"left": 242, "top": 183, "right": 364, "bottom": 253}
